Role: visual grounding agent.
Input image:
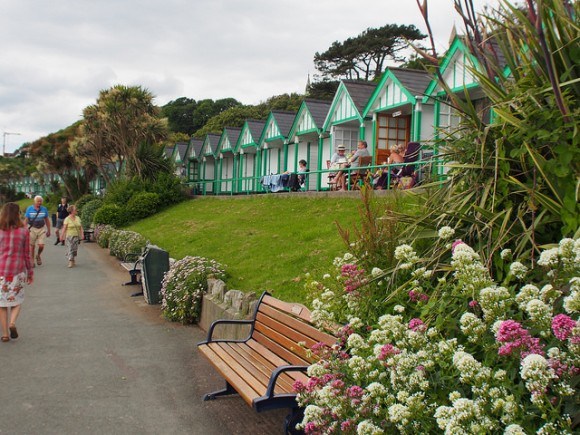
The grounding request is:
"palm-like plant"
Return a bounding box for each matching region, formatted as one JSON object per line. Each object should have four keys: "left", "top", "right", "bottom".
{"left": 403, "top": 0, "right": 579, "bottom": 270}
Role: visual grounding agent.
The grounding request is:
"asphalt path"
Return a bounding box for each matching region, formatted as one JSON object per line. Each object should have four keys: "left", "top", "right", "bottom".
{"left": 0, "top": 237, "right": 287, "bottom": 434}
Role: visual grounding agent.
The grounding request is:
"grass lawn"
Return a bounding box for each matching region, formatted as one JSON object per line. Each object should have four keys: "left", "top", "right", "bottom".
{"left": 128, "top": 192, "right": 416, "bottom": 303}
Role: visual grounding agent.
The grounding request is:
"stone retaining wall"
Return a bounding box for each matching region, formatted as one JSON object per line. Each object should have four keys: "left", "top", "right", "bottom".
{"left": 198, "top": 278, "right": 261, "bottom": 340}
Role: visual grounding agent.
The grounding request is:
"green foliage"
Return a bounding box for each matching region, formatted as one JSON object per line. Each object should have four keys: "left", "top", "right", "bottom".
{"left": 104, "top": 178, "right": 146, "bottom": 206}
{"left": 148, "top": 172, "right": 185, "bottom": 208}
{"left": 402, "top": 0, "right": 580, "bottom": 269}
{"left": 161, "top": 97, "right": 197, "bottom": 136}
{"left": 93, "top": 204, "right": 129, "bottom": 227}
{"left": 108, "top": 230, "right": 147, "bottom": 260}
{"left": 160, "top": 256, "right": 226, "bottom": 324}
{"left": 94, "top": 224, "right": 116, "bottom": 248}
{"left": 80, "top": 198, "right": 103, "bottom": 228}
{"left": 306, "top": 80, "right": 339, "bottom": 101}
{"left": 75, "top": 194, "right": 96, "bottom": 214}
{"left": 314, "top": 23, "right": 426, "bottom": 80}
{"left": 126, "top": 192, "right": 160, "bottom": 220}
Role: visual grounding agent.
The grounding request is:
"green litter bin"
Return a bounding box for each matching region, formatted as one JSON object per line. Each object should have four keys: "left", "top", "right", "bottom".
{"left": 142, "top": 245, "right": 170, "bottom": 305}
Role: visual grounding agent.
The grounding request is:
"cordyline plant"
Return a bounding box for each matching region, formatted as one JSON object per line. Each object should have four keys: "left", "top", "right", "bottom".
{"left": 298, "top": 233, "right": 579, "bottom": 434}
{"left": 402, "top": 0, "right": 579, "bottom": 274}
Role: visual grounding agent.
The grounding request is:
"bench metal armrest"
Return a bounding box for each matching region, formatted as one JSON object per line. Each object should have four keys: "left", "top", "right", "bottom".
{"left": 264, "top": 365, "right": 308, "bottom": 399}
{"left": 123, "top": 252, "right": 142, "bottom": 263}
{"left": 198, "top": 318, "right": 254, "bottom": 345}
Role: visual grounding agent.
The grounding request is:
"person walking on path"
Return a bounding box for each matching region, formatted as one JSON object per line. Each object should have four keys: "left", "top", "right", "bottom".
{"left": 24, "top": 195, "right": 51, "bottom": 266}
{"left": 54, "top": 196, "right": 69, "bottom": 245}
{"left": 0, "top": 202, "right": 34, "bottom": 342}
{"left": 60, "top": 205, "right": 84, "bottom": 268}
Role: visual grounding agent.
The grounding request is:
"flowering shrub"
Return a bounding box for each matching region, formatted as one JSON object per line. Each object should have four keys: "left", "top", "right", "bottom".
{"left": 297, "top": 234, "right": 579, "bottom": 434}
{"left": 160, "top": 256, "right": 226, "bottom": 324}
{"left": 94, "top": 224, "right": 116, "bottom": 249}
{"left": 108, "top": 230, "right": 147, "bottom": 260}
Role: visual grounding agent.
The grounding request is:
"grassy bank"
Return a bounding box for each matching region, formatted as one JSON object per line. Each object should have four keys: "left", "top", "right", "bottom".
{"left": 128, "top": 192, "right": 415, "bottom": 303}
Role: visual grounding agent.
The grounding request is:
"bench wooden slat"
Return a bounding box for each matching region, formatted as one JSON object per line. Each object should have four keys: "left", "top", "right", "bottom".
{"left": 199, "top": 344, "right": 262, "bottom": 406}
{"left": 253, "top": 328, "right": 310, "bottom": 366}
{"left": 255, "top": 310, "right": 320, "bottom": 356}
{"left": 220, "top": 343, "right": 295, "bottom": 394}
{"left": 261, "top": 295, "right": 312, "bottom": 323}
{"left": 244, "top": 341, "right": 309, "bottom": 384}
{"left": 259, "top": 303, "right": 336, "bottom": 346}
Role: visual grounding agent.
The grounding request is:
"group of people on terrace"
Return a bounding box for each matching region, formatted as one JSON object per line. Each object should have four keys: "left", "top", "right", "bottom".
{"left": 328, "top": 140, "right": 418, "bottom": 191}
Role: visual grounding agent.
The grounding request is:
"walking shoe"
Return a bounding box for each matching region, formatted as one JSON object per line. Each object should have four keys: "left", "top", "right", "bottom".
{"left": 54, "top": 239, "right": 60, "bottom": 245}
{"left": 61, "top": 241, "right": 65, "bottom": 246}
{"left": 68, "top": 260, "right": 73, "bottom": 268}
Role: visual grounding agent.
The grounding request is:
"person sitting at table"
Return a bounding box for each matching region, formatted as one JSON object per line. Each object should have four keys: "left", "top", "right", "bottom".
{"left": 335, "top": 140, "right": 370, "bottom": 190}
{"left": 328, "top": 145, "right": 348, "bottom": 188}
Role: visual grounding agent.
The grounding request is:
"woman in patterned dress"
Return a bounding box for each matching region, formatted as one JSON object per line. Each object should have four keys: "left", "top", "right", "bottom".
{"left": 60, "top": 205, "right": 84, "bottom": 268}
{"left": 0, "top": 202, "right": 34, "bottom": 342}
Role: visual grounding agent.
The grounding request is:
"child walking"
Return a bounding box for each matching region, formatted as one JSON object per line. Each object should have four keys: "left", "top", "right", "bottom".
{"left": 60, "top": 205, "right": 84, "bottom": 268}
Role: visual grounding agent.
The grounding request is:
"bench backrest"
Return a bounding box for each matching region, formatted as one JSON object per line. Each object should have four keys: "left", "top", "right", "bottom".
{"left": 252, "top": 294, "right": 336, "bottom": 366}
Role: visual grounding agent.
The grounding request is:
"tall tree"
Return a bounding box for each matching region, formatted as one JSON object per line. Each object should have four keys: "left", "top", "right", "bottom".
{"left": 161, "top": 97, "right": 197, "bottom": 136}
{"left": 314, "top": 23, "right": 426, "bottom": 81}
{"left": 78, "top": 85, "right": 169, "bottom": 181}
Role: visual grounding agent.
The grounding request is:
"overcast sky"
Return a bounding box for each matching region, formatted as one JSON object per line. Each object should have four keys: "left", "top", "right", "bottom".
{"left": 0, "top": 0, "right": 498, "bottom": 154}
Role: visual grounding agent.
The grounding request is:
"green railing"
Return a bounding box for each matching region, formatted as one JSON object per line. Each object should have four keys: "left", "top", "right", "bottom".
{"left": 187, "top": 159, "right": 440, "bottom": 195}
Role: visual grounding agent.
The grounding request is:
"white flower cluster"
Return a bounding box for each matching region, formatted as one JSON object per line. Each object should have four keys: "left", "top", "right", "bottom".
{"left": 459, "top": 313, "right": 486, "bottom": 343}
{"left": 438, "top": 226, "right": 455, "bottom": 240}
{"left": 509, "top": 261, "right": 528, "bottom": 279}
{"left": 394, "top": 244, "right": 419, "bottom": 269}
{"left": 564, "top": 277, "right": 580, "bottom": 313}
{"left": 434, "top": 397, "right": 494, "bottom": 434}
{"left": 333, "top": 252, "right": 357, "bottom": 268}
{"left": 520, "top": 354, "right": 555, "bottom": 400}
{"left": 451, "top": 244, "right": 493, "bottom": 296}
{"left": 500, "top": 249, "right": 512, "bottom": 261}
{"left": 525, "top": 299, "right": 552, "bottom": 330}
{"left": 537, "top": 238, "right": 580, "bottom": 274}
{"left": 478, "top": 286, "right": 512, "bottom": 322}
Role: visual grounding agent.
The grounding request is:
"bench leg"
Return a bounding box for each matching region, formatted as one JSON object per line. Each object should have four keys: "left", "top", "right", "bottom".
{"left": 122, "top": 270, "right": 141, "bottom": 286}
{"left": 284, "top": 407, "right": 305, "bottom": 435}
{"left": 203, "top": 382, "right": 237, "bottom": 401}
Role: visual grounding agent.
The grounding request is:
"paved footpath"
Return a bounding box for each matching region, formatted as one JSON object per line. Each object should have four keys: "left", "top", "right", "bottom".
{"left": 0, "top": 238, "right": 287, "bottom": 434}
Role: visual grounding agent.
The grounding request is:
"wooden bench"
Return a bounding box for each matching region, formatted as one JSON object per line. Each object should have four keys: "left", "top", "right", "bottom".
{"left": 120, "top": 252, "right": 143, "bottom": 287}
{"left": 198, "top": 292, "right": 337, "bottom": 433}
{"left": 83, "top": 228, "right": 95, "bottom": 242}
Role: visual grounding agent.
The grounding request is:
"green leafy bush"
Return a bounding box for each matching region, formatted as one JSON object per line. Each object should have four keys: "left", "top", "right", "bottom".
{"left": 108, "top": 230, "right": 147, "bottom": 260}
{"left": 149, "top": 172, "right": 185, "bottom": 208}
{"left": 105, "top": 178, "right": 146, "bottom": 206}
{"left": 161, "top": 256, "right": 226, "bottom": 324}
{"left": 126, "top": 192, "right": 160, "bottom": 220}
{"left": 75, "top": 194, "right": 96, "bottom": 214}
{"left": 93, "top": 204, "right": 129, "bottom": 227}
{"left": 80, "top": 198, "right": 104, "bottom": 228}
{"left": 94, "top": 224, "right": 116, "bottom": 249}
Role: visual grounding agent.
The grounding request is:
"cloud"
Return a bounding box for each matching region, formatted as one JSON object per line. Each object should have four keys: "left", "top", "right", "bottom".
{"left": 0, "top": 0, "right": 497, "bottom": 153}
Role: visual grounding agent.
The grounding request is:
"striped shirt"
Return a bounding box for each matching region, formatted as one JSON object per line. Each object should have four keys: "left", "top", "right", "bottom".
{"left": 0, "top": 227, "right": 34, "bottom": 280}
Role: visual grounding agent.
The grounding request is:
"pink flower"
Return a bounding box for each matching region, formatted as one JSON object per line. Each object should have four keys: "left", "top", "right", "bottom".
{"left": 347, "top": 385, "right": 364, "bottom": 398}
{"left": 409, "top": 318, "right": 426, "bottom": 332}
{"left": 340, "top": 420, "right": 354, "bottom": 431}
{"left": 551, "top": 314, "right": 577, "bottom": 341}
{"left": 469, "top": 300, "right": 478, "bottom": 308}
{"left": 496, "top": 320, "right": 545, "bottom": 358}
{"left": 377, "top": 344, "right": 400, "bottom": 361}
{"left": 293, "top": 380, "right": 306, "bottom": 393}
{"left": 452, "top": 239, "right": 465, "bottom": 252}
{"left": 409, "top": 290, "right": 429, "bottom": 303}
